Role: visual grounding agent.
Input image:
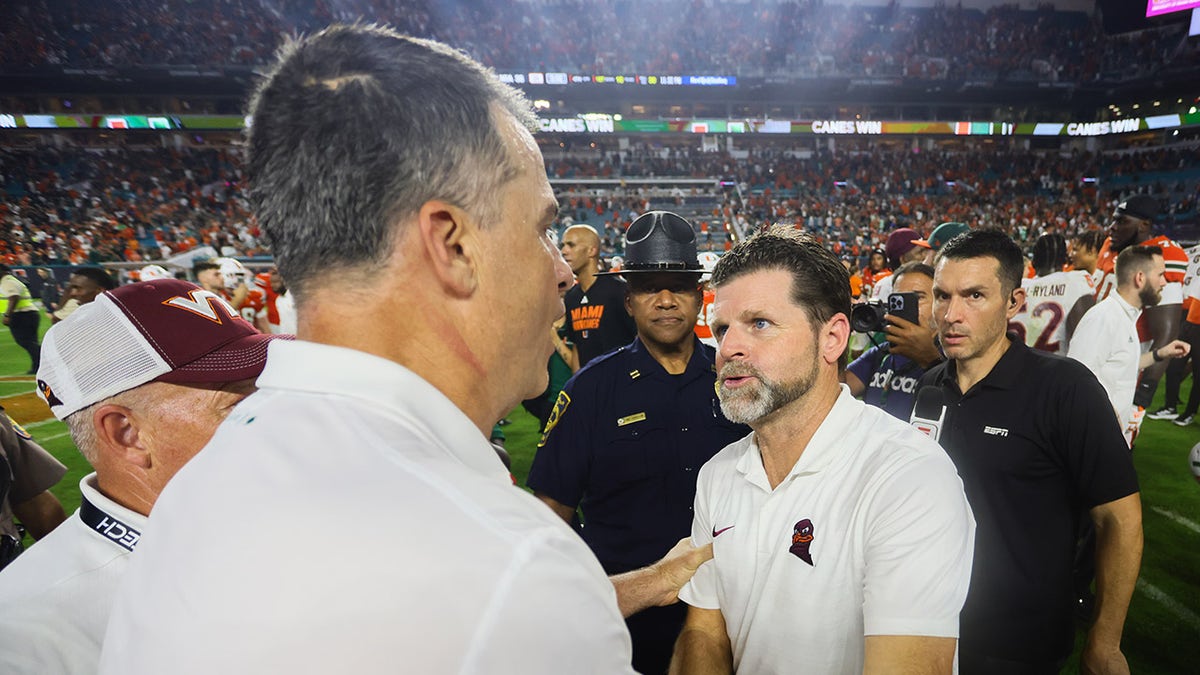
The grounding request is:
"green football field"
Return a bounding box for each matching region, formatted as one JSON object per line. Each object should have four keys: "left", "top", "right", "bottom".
{"left": 4, "top": 315, "right": 1198, "bottom": 672}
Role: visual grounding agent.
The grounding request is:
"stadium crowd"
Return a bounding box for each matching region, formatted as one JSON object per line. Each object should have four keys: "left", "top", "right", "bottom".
{"left": 3, "top": 0, "right": 1196, "bottom": 83}
{"left": 3, "top": 142, "right": 1197, "bottom": 267}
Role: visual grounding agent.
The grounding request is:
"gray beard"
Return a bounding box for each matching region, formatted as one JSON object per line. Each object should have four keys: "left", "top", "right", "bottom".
{"left": 718, "top": 358, "right": 818, "bottom": 426}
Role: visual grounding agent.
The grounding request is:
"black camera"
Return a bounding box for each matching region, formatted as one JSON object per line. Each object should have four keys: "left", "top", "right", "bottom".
{"left": 850, "top": 292, "right": 919, "bottom": 333}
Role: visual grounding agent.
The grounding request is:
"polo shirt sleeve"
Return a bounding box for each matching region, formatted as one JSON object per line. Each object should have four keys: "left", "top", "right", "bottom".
{"left": 525, "top": 377, "right": 592, "bottom": 508}
{"left": 1051, "top": 364, "right": 1139, "bottom": 508}
{"left": 0, "top": 276, "right": 21, "bottom": 298}
{"left": 463, "top": 528, "right": 636, "bottom": 674}
{"left": 862, "top": 447, "right": 975, "bottom": 638}
{"left": 677, "top": 462, "right": 719, "bottom": 610}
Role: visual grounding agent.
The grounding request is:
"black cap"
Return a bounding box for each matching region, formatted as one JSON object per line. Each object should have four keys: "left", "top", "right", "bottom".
{"left": 598, "top": 211, "right": 703, "bottom": 275}
{"left": 1115, "top": 195, "right": 1159, "bottom": 222}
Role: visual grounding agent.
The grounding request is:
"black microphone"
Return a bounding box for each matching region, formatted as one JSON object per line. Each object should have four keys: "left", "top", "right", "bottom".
{"left": 910, "top": 386, "right": 947, "bottom": 442}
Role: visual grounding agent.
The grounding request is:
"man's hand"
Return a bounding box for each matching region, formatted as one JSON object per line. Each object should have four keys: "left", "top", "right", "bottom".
{"left": 1, "top": 315, "right": 9, "bottom": 326}
{"left": 650, "top": 537, "right": 714, "bottom": 607}
{"left": 611, "top": 537, "right": 713, "bottom": 618}
{"left": 884, "top": 315, "right": 941, "bottom": 368}
{"left": 1080, "top": 637, "right": 1130, "bottom": 675}
{"left": 1158, "top": 339, "right": 1191, "bottom": 360}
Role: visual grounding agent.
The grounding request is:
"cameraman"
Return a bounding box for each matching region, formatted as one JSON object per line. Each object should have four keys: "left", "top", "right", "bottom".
{"left": 844, "top": 262, "right": 942, "bottom": 419}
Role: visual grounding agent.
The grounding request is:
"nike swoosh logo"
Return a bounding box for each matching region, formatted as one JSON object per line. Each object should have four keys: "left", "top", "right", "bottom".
{"left": 712, "top": 525, "right": 735, "bottom": 537}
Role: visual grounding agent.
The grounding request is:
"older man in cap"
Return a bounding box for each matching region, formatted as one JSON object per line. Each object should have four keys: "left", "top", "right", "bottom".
{"left": 529, "top": 210, "right": 750, "bottom": 675}
{"left": 1090, "top": 195, "right": 1187, "bottom": 442}
{"left": 0, "top": 279, "right": 279, "bottom": 673}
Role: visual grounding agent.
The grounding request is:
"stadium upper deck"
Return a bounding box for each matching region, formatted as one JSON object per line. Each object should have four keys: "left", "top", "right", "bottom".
{"left": 2, "top": 0, "right": 1192, "bottom": 83}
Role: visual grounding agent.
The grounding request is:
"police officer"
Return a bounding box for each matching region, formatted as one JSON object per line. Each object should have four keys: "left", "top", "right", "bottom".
{"left": 528, "top": 211, "right": 750, "bottom": 675}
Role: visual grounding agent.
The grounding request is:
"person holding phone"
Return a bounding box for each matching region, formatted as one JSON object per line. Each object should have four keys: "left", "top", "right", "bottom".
{"left": 845, "top": 262, "right": 942, "bottom": 419}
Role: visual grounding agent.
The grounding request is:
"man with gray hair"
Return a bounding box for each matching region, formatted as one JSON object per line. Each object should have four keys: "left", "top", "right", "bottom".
{"left": 102, "top": 24, "right": 655, "bottom": 673}
{"left": 0, "top": 279, "right": 273, "bottom": 673}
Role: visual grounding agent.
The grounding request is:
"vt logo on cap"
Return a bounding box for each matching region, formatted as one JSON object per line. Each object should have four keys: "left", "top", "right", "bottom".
{"left": 162, "top": 289, "right": 240, "bottom": 324}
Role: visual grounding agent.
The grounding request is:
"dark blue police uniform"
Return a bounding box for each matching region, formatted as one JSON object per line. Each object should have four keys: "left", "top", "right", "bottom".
{"left": 528, "top": 335, "right": 749, "bottom": 674}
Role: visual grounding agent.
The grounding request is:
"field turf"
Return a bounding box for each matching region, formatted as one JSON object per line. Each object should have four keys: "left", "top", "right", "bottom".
{"left": 3, "top": 314, "right": 1197, "bottom": 672}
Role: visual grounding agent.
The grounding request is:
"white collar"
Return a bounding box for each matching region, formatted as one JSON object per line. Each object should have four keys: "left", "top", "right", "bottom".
{"left": 735, "top": 385, "right": 860, "bottom": 491}
{"left": 78, "top": 473, "right": 148, "bottom": 552}
{"left": 1111, "top": 292, "right": 1143, "bottom": 323}
{"left": 257, "top": 340, "right": 510, "bottom": 482}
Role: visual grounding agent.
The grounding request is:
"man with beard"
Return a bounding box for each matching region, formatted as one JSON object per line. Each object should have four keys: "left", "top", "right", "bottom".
{"left": 670, "top": 226, "right": 974, "bottom": 675}
{"left": 1092, "top": 195, "right": 1187, "bottom": 444}
{"left": 1069, "top": 246, "right": 1190, "bottom": 440}
{"left": 529, "top": 211, "right": 749, "bottom": 675}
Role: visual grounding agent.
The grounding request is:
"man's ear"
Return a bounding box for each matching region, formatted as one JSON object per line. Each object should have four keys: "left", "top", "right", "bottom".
{"left": 822, "top": 314, "right": 851, "bottom": 365}
{"left": 92, "top": 404, "right": 150, "bottom": 469}
{"left": 1006, "top": 287, "right": 1026, "bottom": 320}
{"left": 416, "top": 200, "right": 479, "bottom": 298}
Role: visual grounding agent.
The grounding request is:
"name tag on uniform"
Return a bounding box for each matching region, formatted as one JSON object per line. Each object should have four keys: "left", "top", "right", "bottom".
{"left": 617, "top": 412, "right": 647, "bottom": 427}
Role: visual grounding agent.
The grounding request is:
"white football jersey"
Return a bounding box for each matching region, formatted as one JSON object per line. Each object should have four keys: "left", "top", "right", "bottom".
{"left": 1010, "top": 270, "right": 1095, "bottom": 355}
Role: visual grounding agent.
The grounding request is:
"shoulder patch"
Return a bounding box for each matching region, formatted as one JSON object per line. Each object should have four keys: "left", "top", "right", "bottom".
{"left": 6, "top": 413, "right": 32, "bottom": 441}
{"left": 537, "top": 390, "right": 571, "bottom": 448}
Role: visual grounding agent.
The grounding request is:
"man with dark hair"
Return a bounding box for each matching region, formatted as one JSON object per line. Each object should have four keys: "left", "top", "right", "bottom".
{"left": 1069, "top": 246, "right": 1190, "bottom": 436}
{"left": 918, "top": 229, "right": 1142, "bottom": 674}
{"left": 561, "top": 223, "right": 637, "bottom": 370}
{"left": 52, "top": 266, "right": 117, "bottom": 324}
{"left": 1010, "top": 233, "right": 1095, "bottom": 356}
{"left": 671, "top": 225, "right": 974, "bottom": 675}
{"left": 102, "top": 25, "right": 684, "bottom": 674}
{"left": 530, "top": 211, "right": 749, "bottom": 675}
{"left": 0, "top": 264, "right": 42, "bottom": 373}
{"left": 845, "top": 261, "right": 941, "bottom": 419}
{"left": 1093, "top": 195, "right": 1187, "bottom": 441}
{"left": 1072, "top": 230, "right": 1106, "bottom": 281}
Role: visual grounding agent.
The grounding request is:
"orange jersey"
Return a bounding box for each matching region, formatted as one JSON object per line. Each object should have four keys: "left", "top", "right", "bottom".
{"left": 1095, "top": 234, "right": 1189, "bottom": 341}
{"left": 239, "top": 288, "right": 265, "bottom": 324}
{"left": 694, "top": 289, "right": 716, "bottom": 346}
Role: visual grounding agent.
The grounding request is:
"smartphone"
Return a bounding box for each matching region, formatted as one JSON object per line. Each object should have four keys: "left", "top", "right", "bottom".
{"left": 887, "top": 292, "right": 920, "bottom": 326}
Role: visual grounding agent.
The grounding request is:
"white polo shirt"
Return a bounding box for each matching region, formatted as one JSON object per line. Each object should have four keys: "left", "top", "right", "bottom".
{"left": 0, "top": 474, "right": 146, "bottom": 674}
{"left": 100, "top": 340, "right": 634, "bottom": 674}
{"left": 1067, "top": 293, "right": 1141, "bottom": 429}
{"left": 679, "top": 386, "right": 975, "bottom": 674}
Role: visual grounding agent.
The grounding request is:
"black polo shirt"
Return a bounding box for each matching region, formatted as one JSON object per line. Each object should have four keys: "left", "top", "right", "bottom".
{"left": 918, "top": 338, "right": 1138, "bottom": 663}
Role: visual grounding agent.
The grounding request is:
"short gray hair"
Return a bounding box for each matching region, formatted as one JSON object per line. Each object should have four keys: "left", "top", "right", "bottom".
{"left": 63, "top": 387, "right": 153, "bottom": 465}
{"left": 246, "top": 23, "right": 537, "bottom": 300}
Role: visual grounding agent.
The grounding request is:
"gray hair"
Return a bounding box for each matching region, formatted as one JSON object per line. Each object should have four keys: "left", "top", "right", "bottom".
{"left": 245, "top": 23, "right": 537, "bottom": 300}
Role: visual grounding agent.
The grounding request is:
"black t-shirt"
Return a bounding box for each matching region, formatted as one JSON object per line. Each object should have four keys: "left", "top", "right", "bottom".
{"left": 563, "top": 275, "right": 637, "bottom": 368}
{"left": 918, "top": 339, "right": 1138, "bottom": 663}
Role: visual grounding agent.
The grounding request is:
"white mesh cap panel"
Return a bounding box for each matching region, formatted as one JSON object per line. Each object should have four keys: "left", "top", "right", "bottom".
{"left": 39, "top": 294, "right": 170, "bottom": 419}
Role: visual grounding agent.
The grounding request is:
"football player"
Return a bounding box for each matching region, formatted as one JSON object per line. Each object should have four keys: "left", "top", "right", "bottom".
{"left": 1010, "top": 233, "right": 1095, "bottom": 355}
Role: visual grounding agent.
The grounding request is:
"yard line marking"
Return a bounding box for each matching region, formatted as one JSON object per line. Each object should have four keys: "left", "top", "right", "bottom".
{"left": 1137, "top": 579, "right": 1200, "bottom": 631}
{"left": 22, "top": 419, "right": 61, "bottom": 430}
{"left": 1150, "top": 506, "right": 1200, "bottom": 535}
{"left": 0, "top": 390, "right": 36, "bottom": 400}
{"left": 35, "top": 431, "right": 71, "bottom": 443}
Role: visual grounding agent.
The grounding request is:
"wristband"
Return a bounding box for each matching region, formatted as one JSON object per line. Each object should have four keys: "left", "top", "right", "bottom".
{"left": 1152, "top": 348, "right": 1164, "bottom": 362}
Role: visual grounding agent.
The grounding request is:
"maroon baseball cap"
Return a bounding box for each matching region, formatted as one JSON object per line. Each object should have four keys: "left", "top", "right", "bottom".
{"left": 36, "top": 279, "right": 288, "bottom": 419}
{"left": 884, "top": 228, "right": 922, "bottom": 268}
